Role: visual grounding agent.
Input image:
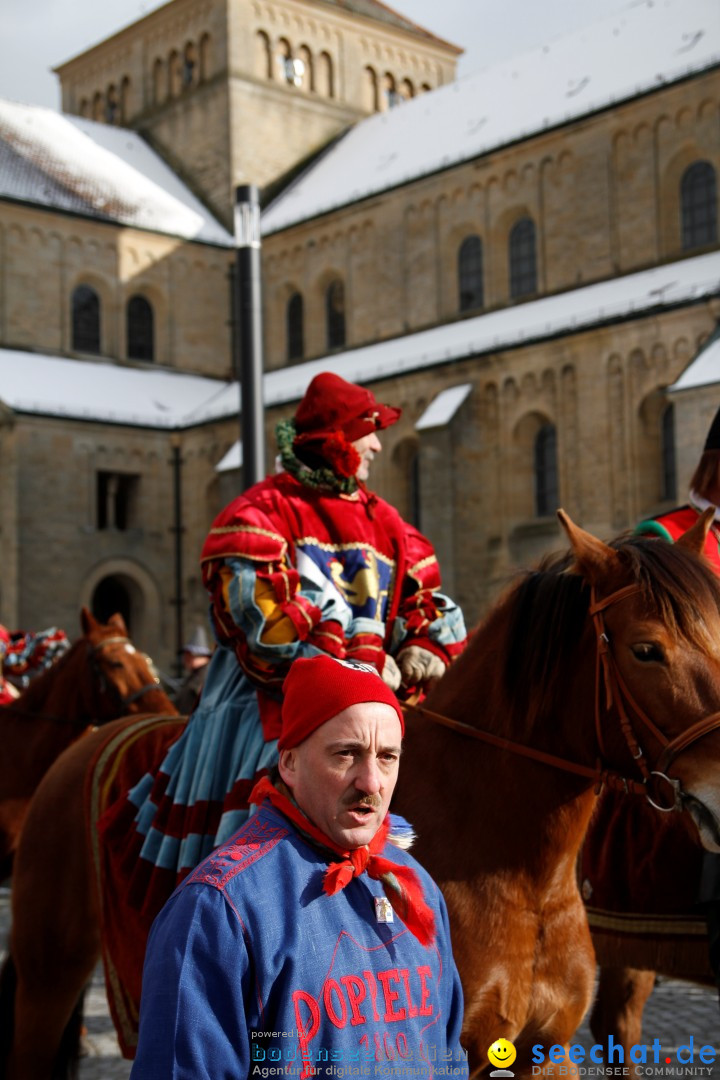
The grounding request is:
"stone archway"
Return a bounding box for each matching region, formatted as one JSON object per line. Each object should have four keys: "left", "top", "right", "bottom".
{"left": 80, "top": 559, "right": 166, "bottom": 667}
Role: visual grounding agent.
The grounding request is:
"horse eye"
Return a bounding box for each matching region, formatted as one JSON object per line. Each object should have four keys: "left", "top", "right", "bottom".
{"left": 631, "top": 642, "right": 665, "bottom": 663}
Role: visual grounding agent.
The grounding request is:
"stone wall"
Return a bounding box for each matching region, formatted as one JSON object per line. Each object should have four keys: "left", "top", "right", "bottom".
{"left": 262, "top": 69, "right": 720, "bottom": 368}
{"left": 0, "top": 204, "right": 233, "bottom": 376}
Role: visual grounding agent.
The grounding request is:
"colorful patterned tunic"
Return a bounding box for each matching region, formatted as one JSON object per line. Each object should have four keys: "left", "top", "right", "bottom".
{"left": 104, "top": 472, "right": 466, "bottom": 920}
{"left": 130, "top": 804, "right": 468, "bottom": 1080}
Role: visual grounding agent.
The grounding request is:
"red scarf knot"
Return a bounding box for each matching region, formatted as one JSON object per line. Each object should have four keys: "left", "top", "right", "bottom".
{"left": 249, "top": 777, "right": 436, "bottom": 947}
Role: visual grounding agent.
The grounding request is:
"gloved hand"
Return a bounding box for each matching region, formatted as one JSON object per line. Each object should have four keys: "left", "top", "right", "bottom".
{"left": 381, "top": 653, "right": 402, "bottom": 691}
{"left": 398, "top": 646, "right": 446, "bottom": 686}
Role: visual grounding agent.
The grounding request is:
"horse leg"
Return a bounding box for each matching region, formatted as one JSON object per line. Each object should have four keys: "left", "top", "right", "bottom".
{"left": 4, "top": 737, "right": 100, "bottom": 1080}
{"left": 590, "top": 966, "right": 656, "bottom": 1063}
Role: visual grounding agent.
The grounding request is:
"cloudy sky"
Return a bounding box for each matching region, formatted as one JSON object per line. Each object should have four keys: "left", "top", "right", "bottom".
{"left": 2, "top": 0, "right": 632, "bottom": 109}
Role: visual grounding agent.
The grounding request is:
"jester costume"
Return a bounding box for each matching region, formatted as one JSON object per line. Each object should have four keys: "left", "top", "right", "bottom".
{"left": 101, "top": 375, "right": 466, "bottom": 924}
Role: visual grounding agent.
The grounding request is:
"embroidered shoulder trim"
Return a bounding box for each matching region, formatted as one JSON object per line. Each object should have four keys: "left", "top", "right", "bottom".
{"left": 186, "top": 817, "right": 289, "bottom": 890}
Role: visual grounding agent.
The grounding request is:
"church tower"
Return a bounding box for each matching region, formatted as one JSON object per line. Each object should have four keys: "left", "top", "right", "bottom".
{"left": 54, "top": 0, "right": 461, "bottom": 226}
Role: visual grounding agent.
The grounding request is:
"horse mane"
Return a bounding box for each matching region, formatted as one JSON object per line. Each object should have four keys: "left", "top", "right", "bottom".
{"left": 503, "top": 533, "right": 720, "bottom": 737}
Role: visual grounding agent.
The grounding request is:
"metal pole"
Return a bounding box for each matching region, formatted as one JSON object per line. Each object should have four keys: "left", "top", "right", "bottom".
{"left": 170, "top": 439, "right": 185, "bottom": 678}
{"left": 234, "top": 183, "right": 265, "bottom": 488}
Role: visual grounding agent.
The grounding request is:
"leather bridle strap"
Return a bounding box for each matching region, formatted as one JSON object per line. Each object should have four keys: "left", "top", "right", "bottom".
{"left": 88, "top": 636, "right": 160, "bottom": 711}
{"left": 589, "top": 584, "right": 720, "bottom": 778}
{"left": 403, "top": 702, "right": 647, "bottom": 796}
{"left": 405, "top": 578, "right": 720, "bottom": 810}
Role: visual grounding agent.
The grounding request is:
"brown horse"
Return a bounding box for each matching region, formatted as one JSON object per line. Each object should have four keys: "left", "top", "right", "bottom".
{"left": 4, "top": 512, "right": 720, "bottom": 1079}
{"left": 0, "top": 606, "right": 176, "bottom": 880}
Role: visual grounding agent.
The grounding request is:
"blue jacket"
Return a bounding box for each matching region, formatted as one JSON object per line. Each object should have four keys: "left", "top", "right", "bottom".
{"left": 131, "top": 803, "right": 467, "bottom": 1080}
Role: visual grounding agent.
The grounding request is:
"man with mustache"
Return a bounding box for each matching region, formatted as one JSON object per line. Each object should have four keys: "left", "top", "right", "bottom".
{"left": 131, "top": 655, "right": 468, "bottom": 1079}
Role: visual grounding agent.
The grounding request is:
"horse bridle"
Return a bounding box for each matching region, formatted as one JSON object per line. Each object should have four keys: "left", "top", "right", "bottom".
{"left": 88, "top": 635, "right": 162, "bottom": 712}
{"left": 406, "top": 582, "right": 720, "bottom": 813}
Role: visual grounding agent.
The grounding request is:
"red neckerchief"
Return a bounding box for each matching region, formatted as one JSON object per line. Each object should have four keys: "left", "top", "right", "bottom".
{"left": 249, "top": 776, "right": 436, "bottom": 947}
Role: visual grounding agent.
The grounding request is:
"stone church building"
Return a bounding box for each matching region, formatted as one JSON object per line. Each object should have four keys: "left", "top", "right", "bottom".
{"left": 0, "top": 0, "right": 718, "bottom": 671}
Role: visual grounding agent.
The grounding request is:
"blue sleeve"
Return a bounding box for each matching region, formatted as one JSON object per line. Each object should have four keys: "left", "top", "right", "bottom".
{"left": 130, "top": 884, "right": 252, "bottom": 1080}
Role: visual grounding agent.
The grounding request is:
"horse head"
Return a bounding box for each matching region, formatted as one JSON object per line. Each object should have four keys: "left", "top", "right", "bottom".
{"left": 558, "top": 508, "right": 720, "bottom": 851}
{"left": 79, "top": 607, "right": 176, "bottom": 720}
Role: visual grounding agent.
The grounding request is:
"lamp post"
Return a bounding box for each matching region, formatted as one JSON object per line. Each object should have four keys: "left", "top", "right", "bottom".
{"left": 234, "top": 183, "right": 265, "bottom": 487}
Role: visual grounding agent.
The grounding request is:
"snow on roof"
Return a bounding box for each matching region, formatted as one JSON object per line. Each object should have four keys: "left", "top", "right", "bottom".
{"left": 415, "top": 384, "right": 473, "bottom": 430}
{"left": 0, "top": 352, "right": 236, "bottom": 428}
{"left": 670, "top": 330, "right": 720, "bottom": 392}
{"left": 3, "top": 250, "right": 719, "bottom": 430}
{"left": 262, "top": 0, "right": 720, "bottom": 234}
{"left": 216, "top": 441, "right": 244, "bottom": 472}
{"left": 0, "top": 99, "right": 233, "bottom": 246}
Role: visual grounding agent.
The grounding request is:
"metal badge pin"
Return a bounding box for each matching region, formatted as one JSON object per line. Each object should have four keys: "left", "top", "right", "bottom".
{"left": 374, "top": 896, "right": 394, "bottom": 923}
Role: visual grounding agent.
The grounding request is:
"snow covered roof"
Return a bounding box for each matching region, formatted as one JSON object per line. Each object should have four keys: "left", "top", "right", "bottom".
{"left": 262, "top": 0, "right": 720, "bottom": 234}
{"left": 670, "top": 330, "right": 720, "bottom": 392}
{"left": 3, "top": 250, "right": 719, "bottom": 430}
{"left": 0, "top": 352, "right": 236, "bottom": 428}
{"left": 415, "top": 384, "right": 473, "bottom": 430}
{"left": 0, "top": 99, "right": 233, "bottom": 246}
{"left": 216, "top": 441, "right": 244, "bottom": 472}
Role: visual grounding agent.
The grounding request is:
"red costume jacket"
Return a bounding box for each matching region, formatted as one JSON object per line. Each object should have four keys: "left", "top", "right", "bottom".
{"left": 201, "top": 473, "right": 466, "bottom": 728}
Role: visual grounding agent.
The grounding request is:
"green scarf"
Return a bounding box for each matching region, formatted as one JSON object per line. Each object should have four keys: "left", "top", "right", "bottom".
{"left": 275, "top": 418, "right": 359, "bottom": 495}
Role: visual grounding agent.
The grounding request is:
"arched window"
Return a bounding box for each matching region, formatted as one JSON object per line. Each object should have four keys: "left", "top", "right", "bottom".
{"left": 681, "top": 161, "right": 718, "bottom": 251}
{"left": 534, "top": 423, "right": 558, "bottom": 517}
{"left": 169, "top": 51, "right": 182, "bottom": 97}
{"left": 92, "top": 92, "right": 104, "bottom": 122}
{"left": 317, "top": 51, "right": 334, "bottom": 98}
{"left": 399, "top": 78, "right": 414, "bottom": 100}
{"left": 277, "top": 38, "right": 293, "bottom": 83}
{"left": 458, "top": 235, "right": 484, "bottom": 312}
{"left": 297, "top": 45, "right": 313, "bottom": 91}
{"left": 182, "top": 42, "right": 197, "bottom": 88}
{"left": 120, "top": 76, "right": 131, "bottom": 122}
{"left": 127, "top": 295, "right": 154, "bottom": 361}
{"left": 153, "top": 58, "right": 166, "bottom": 104}
{"left": 382, "top": 72, "right": 399, "bottom": 110}
{"left": 287, "top": 292, "right": 304, "bottom": 362}
{"left": 363, "top": 66, "right": 379, "bottom": 112}
{"left": 255, "top": 31, "right": 273, "bottom": 79}
{"left": 72, "top": 285, "right": 101, "bottom": 354}
{"left": 509, "top": 216, "right": 537, "bottom": 299}
{"left": 661, "top": 403, "right": 676, "bottom": 501}
{"left": 326, "top": 279, "right": 346, "bottom": 350}
{"left": 105, "top": 85, "right": 119, "bottom": 124}
{"left": 199, "top": 33, "right": 212, "bottom": 81}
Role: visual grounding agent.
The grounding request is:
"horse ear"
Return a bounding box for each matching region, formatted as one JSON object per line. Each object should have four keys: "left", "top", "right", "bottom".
{"left": 557, "top": 508, "right": 620, "bottom": 583}
{"left": 675, "top": 506, "right": 715, "bottom": 555}
{"left": 108, "top": 612, "right": 128, "bottom": 633}
{"left": 81, "top": 606, "right": 96, "bottom": 634}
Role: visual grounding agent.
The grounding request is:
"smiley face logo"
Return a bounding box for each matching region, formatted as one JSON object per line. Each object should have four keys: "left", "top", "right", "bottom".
{"left": 488, "top": 1038, "right": 517, "bottom": 1069}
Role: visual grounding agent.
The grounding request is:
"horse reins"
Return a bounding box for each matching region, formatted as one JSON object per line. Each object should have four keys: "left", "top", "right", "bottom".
{"left": 407, "top": 581, "right": 720, "bottom": 813}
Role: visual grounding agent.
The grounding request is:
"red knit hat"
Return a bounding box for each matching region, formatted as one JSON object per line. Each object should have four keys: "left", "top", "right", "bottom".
{"left": 279, "top": 656, "right": 404, "bottom": 750}
{"left": 293, "top": 373, "right": 400, "bottom": 477}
